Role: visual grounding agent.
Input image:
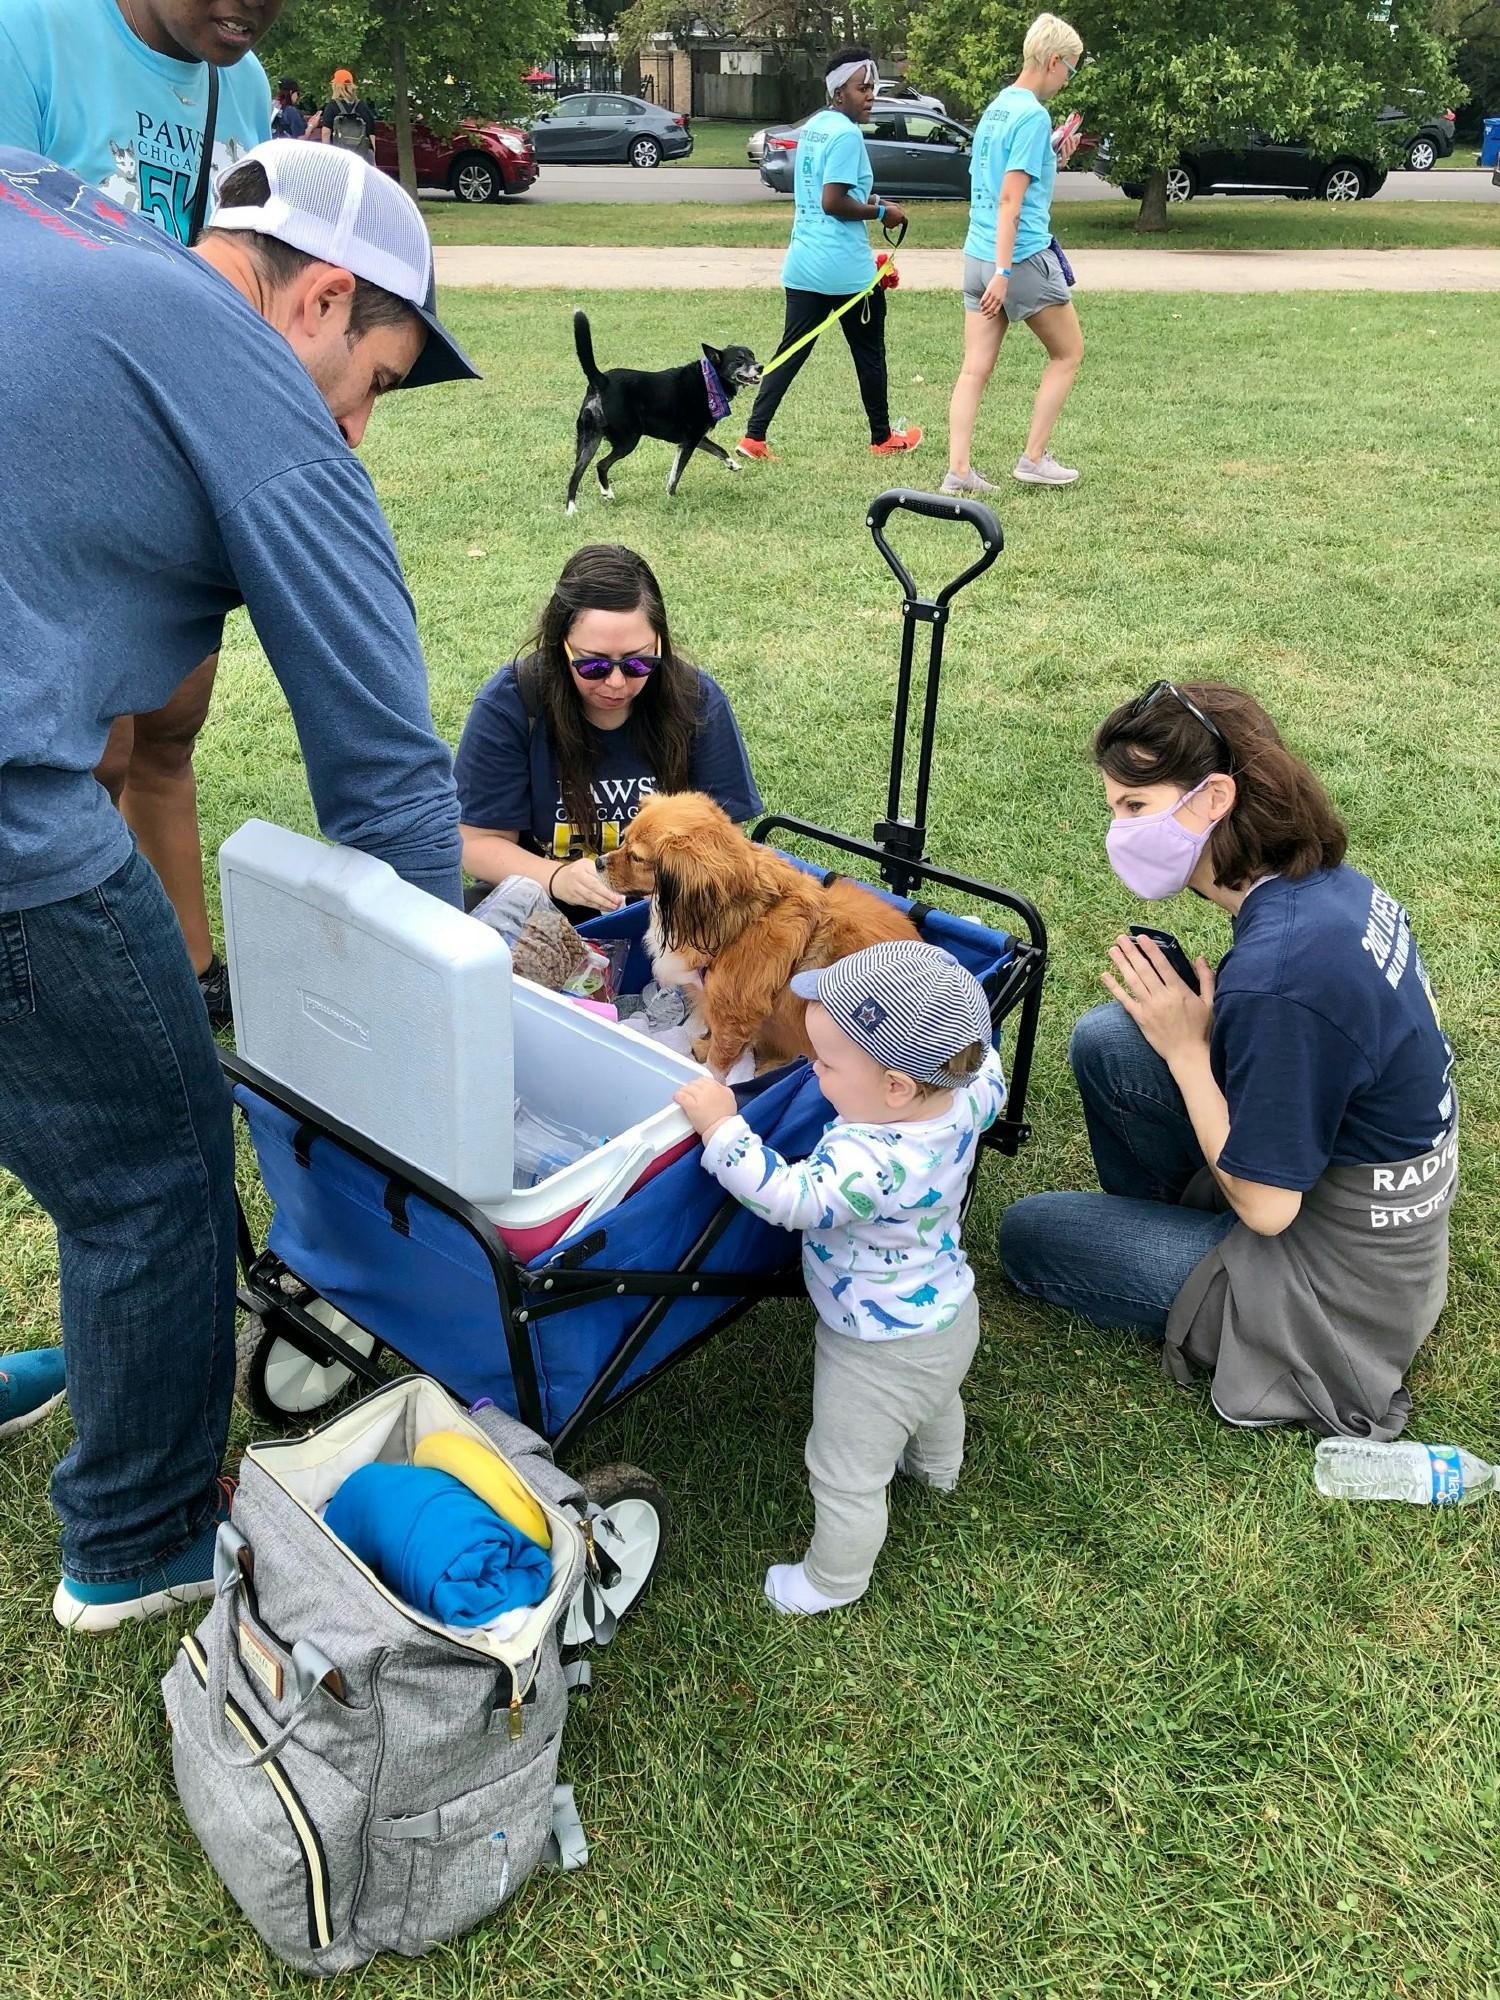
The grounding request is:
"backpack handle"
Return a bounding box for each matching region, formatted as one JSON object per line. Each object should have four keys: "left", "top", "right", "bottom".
{"left": 204, "top": 1525, "right": 343, "bottom": 1770}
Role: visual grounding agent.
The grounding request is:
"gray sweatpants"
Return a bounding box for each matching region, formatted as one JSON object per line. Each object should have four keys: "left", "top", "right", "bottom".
{"left": 803, "top": 1295, "right": 982, "bottom": 1602}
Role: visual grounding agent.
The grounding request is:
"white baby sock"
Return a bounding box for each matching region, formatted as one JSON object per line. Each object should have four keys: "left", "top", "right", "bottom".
{"left": 763, "top": 1561, "right": 859, "bottom": 1616}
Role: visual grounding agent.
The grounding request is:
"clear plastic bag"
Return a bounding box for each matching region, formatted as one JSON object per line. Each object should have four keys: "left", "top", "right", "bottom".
{"left": 470, "top": 875, "right": 549, "bottom": 945}
{"left": 511, "top": 1100, "right": 607, "bottom": 1189}
{"left": 560, "top": 938, "right": 631, "bottom": 1003}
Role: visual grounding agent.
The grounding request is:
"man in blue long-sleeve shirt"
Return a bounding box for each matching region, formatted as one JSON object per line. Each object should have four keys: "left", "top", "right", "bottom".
{"left": 0, "top": 139, "right": 476, "bottom": 1628}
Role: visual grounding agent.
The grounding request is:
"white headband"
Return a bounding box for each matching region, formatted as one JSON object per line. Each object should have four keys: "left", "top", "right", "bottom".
{"left": 826, "top": 58, "right": 878, "bottom": 94}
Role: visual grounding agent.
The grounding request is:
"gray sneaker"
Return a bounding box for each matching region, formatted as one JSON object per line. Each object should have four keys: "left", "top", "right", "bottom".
{"left": 940, "top": 468, "right": 999, "bottom": 495}
{"left": 1013, "top": 450, "right": 1079, "bottom": 486}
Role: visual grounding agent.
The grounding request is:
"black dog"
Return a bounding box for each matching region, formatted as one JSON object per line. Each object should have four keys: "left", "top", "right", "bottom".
{"left": 566, "top": 311, "right": 763, "bottom": 513}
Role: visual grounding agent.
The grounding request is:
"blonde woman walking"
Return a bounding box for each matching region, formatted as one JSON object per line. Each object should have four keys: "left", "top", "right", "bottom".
{"left": 943, "top": 13, "right": 1085, "bottom": 493}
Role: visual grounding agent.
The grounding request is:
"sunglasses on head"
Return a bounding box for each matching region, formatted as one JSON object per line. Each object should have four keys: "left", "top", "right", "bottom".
{"left": 1128, "top": 680, "right": 1236, "bottom": 773}
{"left": 563, "top": 637, "right": 662, "bottom": 682}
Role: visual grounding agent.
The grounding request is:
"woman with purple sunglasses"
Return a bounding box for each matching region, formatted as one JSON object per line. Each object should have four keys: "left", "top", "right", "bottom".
{"left": 1000, "top": 681, "right": 1457, "bottom": 1440}
{"left": 455, "top": 544, "right": 761, "bottom": 919}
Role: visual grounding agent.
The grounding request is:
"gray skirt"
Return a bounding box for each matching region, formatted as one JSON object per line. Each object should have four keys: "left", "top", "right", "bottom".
{"left": 1163, "top": 1130, "right": 1458, "bottom": 1438}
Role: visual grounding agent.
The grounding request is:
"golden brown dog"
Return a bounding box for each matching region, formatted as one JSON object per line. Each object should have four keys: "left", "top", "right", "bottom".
{"left": 605, "top": 792, "right": 920, "bottom": 1076}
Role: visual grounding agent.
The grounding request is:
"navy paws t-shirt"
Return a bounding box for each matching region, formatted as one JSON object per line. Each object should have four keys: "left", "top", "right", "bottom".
{"left": 454, "top": 657, "right": 762, "bottom": 861}
{"left": 1211, "top": 866, "right": 1456, "bottom": 1191}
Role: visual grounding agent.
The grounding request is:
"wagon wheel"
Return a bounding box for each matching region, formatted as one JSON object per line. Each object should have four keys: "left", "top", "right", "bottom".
{"left": 562, "top": 1462, "right": 671, "bottom": 1648}
{"left": 236, "top": 1297, "right": 381, "bottom": 1428}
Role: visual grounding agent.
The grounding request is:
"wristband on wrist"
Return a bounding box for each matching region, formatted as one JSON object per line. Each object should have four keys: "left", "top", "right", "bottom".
{"left": 875, "top": 198, "right": 886, "bottom": 220}
{"left": 999, "top": 265, "right": 1011, "bottom": 277}
{"left": 547, "top": 862, "right": 564, "bottom": 903}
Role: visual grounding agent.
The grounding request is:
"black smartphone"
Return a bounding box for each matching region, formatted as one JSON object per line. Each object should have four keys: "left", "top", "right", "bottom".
{"left": 1128, "top": 925, "right": 1201, "bottom": 994}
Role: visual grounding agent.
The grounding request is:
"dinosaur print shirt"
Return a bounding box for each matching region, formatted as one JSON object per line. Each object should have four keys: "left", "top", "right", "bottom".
{"left": 701, "top": 1049, "right": 1007, "bottom": 1340}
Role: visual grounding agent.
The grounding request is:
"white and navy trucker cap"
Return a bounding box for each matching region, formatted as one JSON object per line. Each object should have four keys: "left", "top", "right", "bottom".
{"left": 206, "top": 138, "right": 478, "bottom": 390}
{"left": 790, "top": 940, "right": 991, "bottom": 1086}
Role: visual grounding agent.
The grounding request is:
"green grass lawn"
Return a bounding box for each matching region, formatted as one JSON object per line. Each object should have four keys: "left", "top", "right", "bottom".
{"left": 426, "top": 194, "right": 1500, "bottom": 252}
{"left": 664, "top": 117, "right": 759, "bottom": 169}
{"left": 3, "top": 289, "right": 1499, "bottom": 1999}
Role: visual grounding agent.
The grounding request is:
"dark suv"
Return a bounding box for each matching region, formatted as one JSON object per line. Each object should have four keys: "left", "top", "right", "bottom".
{"left": 1106, "top": 134, "right": 1386, "bottom": 202}
{"left": 1399, "top": 108, "right": 1456, "bottom": 171}
{"left": 1104, "top": 106, "right": 1454, "bottom": 202}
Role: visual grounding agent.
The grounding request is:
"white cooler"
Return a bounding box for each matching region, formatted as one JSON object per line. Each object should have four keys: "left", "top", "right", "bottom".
{"left": 220, "top": 821, "right": 702, "bottom": 1257}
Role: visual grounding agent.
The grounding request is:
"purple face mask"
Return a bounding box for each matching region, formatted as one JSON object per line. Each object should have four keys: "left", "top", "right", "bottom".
{"left": 1106, "top": 778, "right": 1218, "bottom": 900}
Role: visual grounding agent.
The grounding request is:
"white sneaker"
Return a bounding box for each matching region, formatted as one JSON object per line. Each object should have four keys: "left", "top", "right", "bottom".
{"left": 1013, "top": 450, "right": 1079, "bottom": 486}
{"left": 940, "top": 469, "right": 999, "bottom": 495}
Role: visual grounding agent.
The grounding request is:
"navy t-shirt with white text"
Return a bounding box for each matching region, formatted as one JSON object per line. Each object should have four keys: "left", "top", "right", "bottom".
{"left": 1211, "top": 866, "right": 1455, "bottom": 1191}
{"left": 454, "top": 658, "right": 761, "bottom": 861}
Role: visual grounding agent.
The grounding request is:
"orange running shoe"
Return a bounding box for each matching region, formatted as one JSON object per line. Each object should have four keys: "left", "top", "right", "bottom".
{"left": 872, "top": 425, "right": 923, "bottom": 455}
{"left": 735, "top": 437, "right": 778, "bottom": 461}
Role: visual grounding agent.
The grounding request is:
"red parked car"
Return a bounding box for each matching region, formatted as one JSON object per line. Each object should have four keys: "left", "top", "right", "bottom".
{"left": 370, "top": 117, "right": 537, "bottom": 202}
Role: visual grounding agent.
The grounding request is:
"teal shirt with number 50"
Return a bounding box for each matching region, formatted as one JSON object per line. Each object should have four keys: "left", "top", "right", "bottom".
{"left": 0, "top": 0, "right": 271, "bottom": 244}
{"left": 782, "top": 106, "right": 877, "bottom": 295}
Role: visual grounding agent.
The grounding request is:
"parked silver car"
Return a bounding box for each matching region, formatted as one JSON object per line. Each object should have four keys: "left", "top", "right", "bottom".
{"left": 757, "top": 102, "right": 974, "bottom": 197}
{"left": 530, "top": 93, "right": 692, "bottom": 168}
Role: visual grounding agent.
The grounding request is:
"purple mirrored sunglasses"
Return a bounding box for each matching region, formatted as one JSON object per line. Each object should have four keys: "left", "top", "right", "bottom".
{"left": 563, "top": 638, "right": 662, "bottom": 682}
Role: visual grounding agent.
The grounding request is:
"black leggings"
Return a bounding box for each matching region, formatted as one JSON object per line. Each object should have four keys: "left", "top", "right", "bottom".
{"left": 744, "top": 284, "right": 890, "bottom": 444}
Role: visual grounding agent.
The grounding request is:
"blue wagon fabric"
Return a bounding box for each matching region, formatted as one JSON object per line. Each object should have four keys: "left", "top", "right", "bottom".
{"left": 234, "top": 877, "right": 1016, "bottom": 1439}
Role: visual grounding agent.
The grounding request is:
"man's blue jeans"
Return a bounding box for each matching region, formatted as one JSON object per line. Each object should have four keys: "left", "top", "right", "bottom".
{"left": 0, "top": 849, "right": 236, "bottom": 1580}
{"left": 999, "top": 1003, "right": 1237, "bottom": 1334}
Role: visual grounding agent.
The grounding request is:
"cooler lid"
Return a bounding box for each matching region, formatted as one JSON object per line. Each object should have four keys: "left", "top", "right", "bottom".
{"left": 220, "top": 820, "right": 514, "bottom": 1205}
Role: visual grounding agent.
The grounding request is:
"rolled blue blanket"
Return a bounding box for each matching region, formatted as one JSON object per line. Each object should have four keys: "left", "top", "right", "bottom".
{"left": 325, "top": 1464, "right": 551, "bottom": 1628}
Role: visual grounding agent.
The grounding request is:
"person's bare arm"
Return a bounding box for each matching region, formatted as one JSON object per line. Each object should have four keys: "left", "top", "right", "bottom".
{"left": 978, "top": 168, "right": 1033, "bottom": 317}
{"left": 459, "top": 825, "right": 621, "bottom": 911}
{"left": 1102, "top": 936, "right": 1304, "bottom": 1238}
{"left": 821, "top": 182, "right": 907, "bottom": 228}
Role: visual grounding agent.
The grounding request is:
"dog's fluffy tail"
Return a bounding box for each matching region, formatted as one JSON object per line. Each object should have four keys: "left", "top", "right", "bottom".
{"left": 573, "top": 310, "right": 605, "bottom": 392}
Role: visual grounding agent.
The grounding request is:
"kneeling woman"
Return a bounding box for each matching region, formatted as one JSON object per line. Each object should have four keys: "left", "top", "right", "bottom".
{"left": 455, "top": 544, "right": 762, "bottom": 920}
{"left": 1001, "top": 681, "right": 1456, "bottom": 1437}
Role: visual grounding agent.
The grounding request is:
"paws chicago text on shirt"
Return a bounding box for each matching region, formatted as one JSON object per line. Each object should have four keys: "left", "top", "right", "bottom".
{"left": 549, "top": 774, "right": 656, "bottom": 859}
{"left": 100, "top": 111, "right": 247, "bottom": 242}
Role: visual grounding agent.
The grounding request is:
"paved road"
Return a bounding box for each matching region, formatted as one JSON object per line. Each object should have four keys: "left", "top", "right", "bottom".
{"left": 513, "top": 164, "right": 1498, "bottom": 206}
{"left": 435, "top": 243, "right": 1500, "bottom": 292}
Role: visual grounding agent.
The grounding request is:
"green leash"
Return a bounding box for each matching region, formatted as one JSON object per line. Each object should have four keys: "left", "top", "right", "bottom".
{"left": 759, "top": 219, "right": 907, "bottom": 377}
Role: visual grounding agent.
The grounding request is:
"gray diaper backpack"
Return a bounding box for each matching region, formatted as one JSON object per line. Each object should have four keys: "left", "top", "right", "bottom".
{"left": 162, "top": 1378, "right": 594, "bottom": 1974}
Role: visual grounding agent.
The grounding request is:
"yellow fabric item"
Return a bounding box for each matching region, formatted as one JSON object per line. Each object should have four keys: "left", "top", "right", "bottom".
{"left": 412, "top": 1430, "right": 552, "bottom": 1551}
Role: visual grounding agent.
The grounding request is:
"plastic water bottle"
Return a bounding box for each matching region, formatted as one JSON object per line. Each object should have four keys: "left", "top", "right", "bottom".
{"left": 1313, "top": 1438, "right": 1497, "bottom": 1507}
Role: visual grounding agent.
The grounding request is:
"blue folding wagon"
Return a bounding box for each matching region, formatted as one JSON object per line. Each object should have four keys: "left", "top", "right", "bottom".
{"left": 224, "top": 492, "right": 1047, "bottom": 1631}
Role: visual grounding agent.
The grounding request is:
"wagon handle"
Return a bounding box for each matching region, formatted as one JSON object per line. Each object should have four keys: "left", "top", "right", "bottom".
{"left": 865, "top": 488, "right": 1003, "bottom": 607}
{"left": 866, "top": 490, "right": 1004, "bottom": 895}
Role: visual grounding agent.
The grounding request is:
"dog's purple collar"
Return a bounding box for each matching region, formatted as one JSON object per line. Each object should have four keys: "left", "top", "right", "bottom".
{"left": 701, "top": 355, "right": 730, "bottom": 424}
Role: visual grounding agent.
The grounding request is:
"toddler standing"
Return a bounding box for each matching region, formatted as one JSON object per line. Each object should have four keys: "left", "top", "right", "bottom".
{"left": 675, "top": 940, "right": 1006, "bottom": 1614}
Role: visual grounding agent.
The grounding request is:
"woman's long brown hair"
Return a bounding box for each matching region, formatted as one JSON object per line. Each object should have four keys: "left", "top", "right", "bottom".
{"left": 526, "top": 544, "right": 701, "bottom": 852}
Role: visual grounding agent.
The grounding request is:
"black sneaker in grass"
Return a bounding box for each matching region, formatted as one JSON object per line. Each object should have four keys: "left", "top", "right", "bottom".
{"left": 197, "top": 954, "right": 232, "bottom": 1030}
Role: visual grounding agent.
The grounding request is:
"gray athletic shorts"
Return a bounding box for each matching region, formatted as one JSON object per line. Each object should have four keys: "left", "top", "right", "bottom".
{"left": 962, "top": 246, "right": 1070, "bottom": 321}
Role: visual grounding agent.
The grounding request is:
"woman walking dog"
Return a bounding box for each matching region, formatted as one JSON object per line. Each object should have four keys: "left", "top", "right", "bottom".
{"left": 943, "top": 12, "right": 1086, "bottom": 493}
{"left": 737, "top": 48, "right": 920, "bottom": 464}
{"left": 1000, "top": 682, "right": 1457, "bottom": 1438}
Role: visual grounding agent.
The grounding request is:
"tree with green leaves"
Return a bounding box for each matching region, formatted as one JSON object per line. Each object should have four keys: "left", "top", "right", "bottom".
{"left": 257, "top": 0, "right": 567, "bottom": 197}
{"left": 615, "top": 0, "right": 912, "bottom": 66}
{"left": 1433, "top": 0, "right": 1500, "bottom": 139}
{"left": 907, "top": 0, "right": 1464, "bottom": 231}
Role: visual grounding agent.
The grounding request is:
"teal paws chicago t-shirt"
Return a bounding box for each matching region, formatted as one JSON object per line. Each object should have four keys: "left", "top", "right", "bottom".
{"left": 0, "top": 0, "right": 271, "bottom": 243}
{"left": 782, "top": 105, "right": 876, "bottom": 295}
{"left": 964, "top": 84, "right": 1055, "bottom": 265}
